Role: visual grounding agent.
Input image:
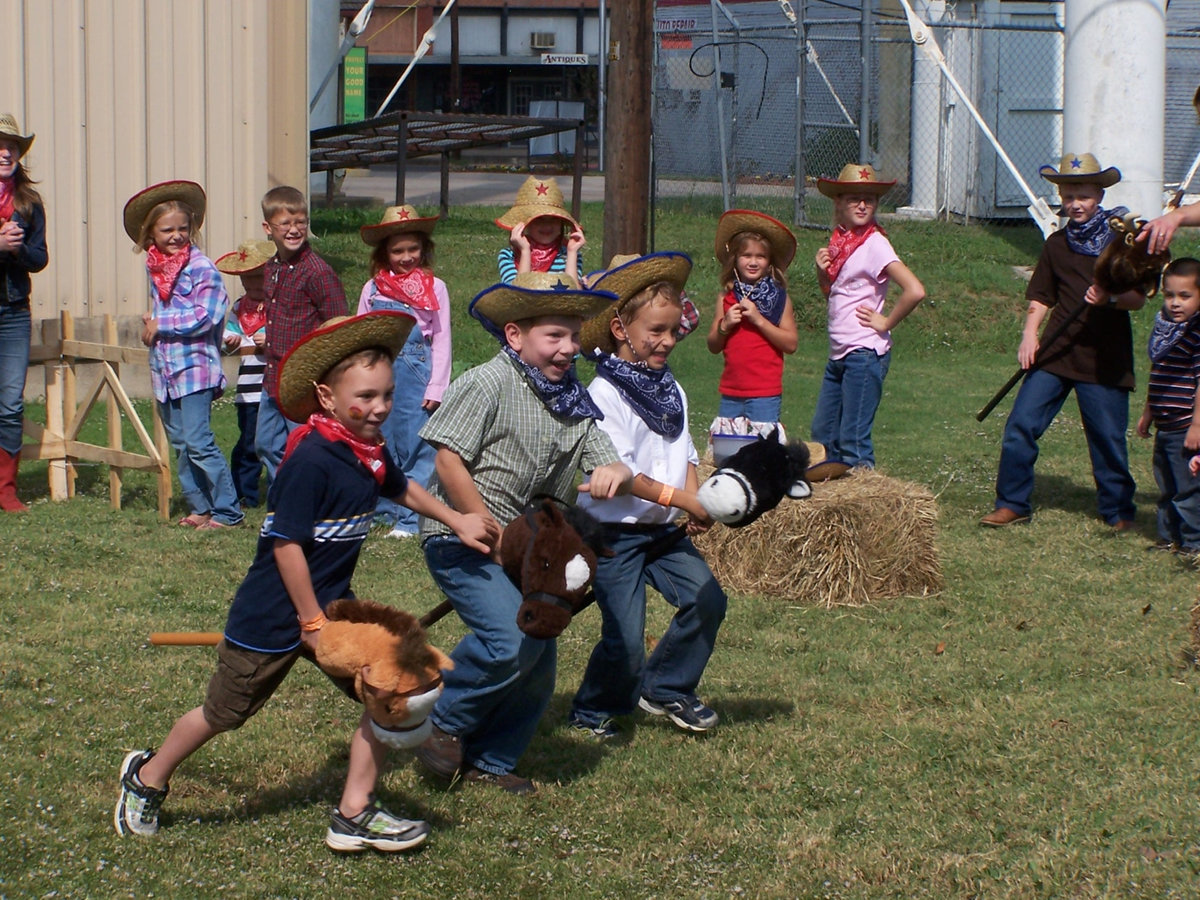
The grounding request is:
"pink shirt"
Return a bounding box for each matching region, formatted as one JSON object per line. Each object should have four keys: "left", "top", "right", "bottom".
{"left": 826, "top": 231, "right": 899, "bottom": 360}
{"left": 356, "top": 276, "right": 452, "bottom": 403}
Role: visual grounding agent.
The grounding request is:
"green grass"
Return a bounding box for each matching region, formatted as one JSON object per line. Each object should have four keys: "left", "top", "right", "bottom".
{"left": 5, "top": 206, "right": 1200, "bottom": 898}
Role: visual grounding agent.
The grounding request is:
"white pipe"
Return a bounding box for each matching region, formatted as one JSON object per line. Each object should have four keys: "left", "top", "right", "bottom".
{"left": 898, "top": 0, "right": 1058, "bottom": 238}
{"left": 1063, "top": 0, "right": 1165, "bottom": 217}
{"left": 310, "top": 0, "right": 375, "bottom": 113}
{"left": 375, "top": 0, "right": 458, "bottom": 118}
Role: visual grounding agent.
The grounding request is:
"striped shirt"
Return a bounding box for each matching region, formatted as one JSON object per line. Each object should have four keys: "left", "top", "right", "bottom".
{"left": 223, "top": 297, "right": 266, "bottom": 406}
{"left": 497, "top": 245, "right": 584, "bottom": 284}
{"left": 146, "top": 250, "right": 229, "bottom": 403}
{"left": 1148, "top": 324, "right": 1200, "bottom": 431}
{"left": 418, "top": 351, "right": 619, "bottom": 538}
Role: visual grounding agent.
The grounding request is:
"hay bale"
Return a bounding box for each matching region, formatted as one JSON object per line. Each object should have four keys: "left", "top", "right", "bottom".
{"left": 692, "top": 466, "right": 942, "bottom": 607}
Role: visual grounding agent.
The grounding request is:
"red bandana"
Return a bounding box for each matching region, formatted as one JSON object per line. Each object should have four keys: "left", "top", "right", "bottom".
{"left": 825, "top": 223, "right": 883, "bottom": 281}
{"left": 374, "top": 267, "right": 439, "bottom": 311}
{"left": 0, "top": 178, "right": 13, "bottom": 222}
{"left": 236, "top": 298, "right": 267, "bottom": 337}
{"left": 528, "top": 238, "right": 562, "bottom": 272}
{"left": 282, "top": 412, "right": 387, "bottom": 485}
{"left": 146, "top": 244, "right": 191, "bottom": 302}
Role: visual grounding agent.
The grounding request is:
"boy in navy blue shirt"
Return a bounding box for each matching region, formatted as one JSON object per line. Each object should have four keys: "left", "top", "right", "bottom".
{"left": 115, "top": 312, "right": 497, "bottom": 852}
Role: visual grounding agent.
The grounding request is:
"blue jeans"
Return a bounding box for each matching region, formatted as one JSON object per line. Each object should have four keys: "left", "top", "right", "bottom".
{"left": 994, "top": 368, "right": 1136, "bottom": 523}
{"left": 424, "top": 535, "right": 556, "bottom": 776}
{"left": 0, "top": 304, "right": 31, "bottom": 456}
{"left": 570, "top": 526, "right": 727, "bottom": 726}
{"left": 230, "top": 402, "right": 263, "bottom": 506}
{"left": 718, "top": 394, "right": 782, "bottom": 423}
{"left": 371, "top": 309, "right": 434, "bottom": 531}
{"left": 1152, "top": 427, "right": 1200, "bottom": 549}
{"left": 255, "top": 393, "right": 298, "bottom": 484}
{"left": 810, "top": 348, "right": 890, "bottom": 468}
{"left": 158, "top": 389, "right": 244, "bottom": 526}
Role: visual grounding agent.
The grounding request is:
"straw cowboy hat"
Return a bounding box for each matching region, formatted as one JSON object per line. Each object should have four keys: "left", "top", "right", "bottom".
{"left": 816, "top": 163, "right": 897, "bottom": 198}
{"left": 470, "top": 271, "right": 617, "bottom": 338}
{"left": 278, "top": 312, "right": 416, "bottom": 423}
{"left": 714, "top": 209, "right": 797, "bottom": 269}
{"left": 0, "top": 113, "right": 34, "bottom": 157}
{"left": 215, "top": 240, "right": 277, "bottom": 275}
{"left": 359, "top": 204, "right": 439, "bottom": 246}
{"left": 580, "top": 252, "right": 693, "bottom": 356}
{"left": 494, "top": 175, "right": 580, "bottom": 231}
{"left": 1038, "top": 153, "right": 1121, "bottom": 188}
{"left": 123, "top": 180, "right": 207, "bottom": 243}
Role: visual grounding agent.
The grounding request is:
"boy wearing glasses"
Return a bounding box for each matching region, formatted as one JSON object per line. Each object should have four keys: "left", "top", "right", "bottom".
{"left": 256, "top": 186, "right": 348, "bottom": 479}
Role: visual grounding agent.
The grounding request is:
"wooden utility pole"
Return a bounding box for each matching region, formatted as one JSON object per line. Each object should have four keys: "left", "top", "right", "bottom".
{"left": 601, "top": 0, "right": 653, "bottom": 264}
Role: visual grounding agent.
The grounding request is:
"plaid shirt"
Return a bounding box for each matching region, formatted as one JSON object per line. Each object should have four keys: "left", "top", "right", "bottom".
{"left": 146, "top": 250, "right": 229, "bottom": 402}
{"left": 262, "top": 243, "right": 347, "bottom": 400}
{"left": 418, "top": 351, "right": 619, "bottom": 538}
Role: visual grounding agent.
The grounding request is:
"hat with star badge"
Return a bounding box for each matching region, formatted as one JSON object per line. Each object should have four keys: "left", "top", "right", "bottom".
{"left": 359, "top": 205, "right": 439, "bottom": 245}
{"left": 469, "top": 271, "right": 617, "bottom": 339}
{"left": 494, "top": 175, "right": 580, "bottom": 231}
{"left": 1038, "top": 153, "right": 1121, "bottom": 188}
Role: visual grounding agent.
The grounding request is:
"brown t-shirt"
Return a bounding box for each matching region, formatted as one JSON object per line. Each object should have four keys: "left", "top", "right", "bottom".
{"left": 1026, "top": 230, "right": 1136, "bottom": 390}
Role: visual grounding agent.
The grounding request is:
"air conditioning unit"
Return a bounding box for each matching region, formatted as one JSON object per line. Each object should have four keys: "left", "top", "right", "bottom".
{"left": 530, "top": 31, "right": 556, "bottom": 51}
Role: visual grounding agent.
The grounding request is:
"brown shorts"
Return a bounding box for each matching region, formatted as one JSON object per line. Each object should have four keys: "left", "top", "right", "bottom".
{"left": 201, "top": 640, "right": 357, "bottom": 732}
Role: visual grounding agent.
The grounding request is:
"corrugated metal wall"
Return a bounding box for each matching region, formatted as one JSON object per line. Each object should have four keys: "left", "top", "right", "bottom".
{"left": 2, "top": 0, "right": 308, "bottom": 324}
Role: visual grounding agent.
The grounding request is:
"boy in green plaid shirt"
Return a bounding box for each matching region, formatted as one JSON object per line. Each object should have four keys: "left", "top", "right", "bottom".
{"left": 414, "top": 271, "right": 633, "bottom": 795}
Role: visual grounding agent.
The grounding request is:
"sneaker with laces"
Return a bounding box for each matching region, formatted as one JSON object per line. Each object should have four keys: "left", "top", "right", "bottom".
{"left": 114, "top": 749, "right": 168, "bottom": 837}
{"left": 324, "top": 795, "right": 430, "bottom": 852}
{"left": 638, "top": 695, "right": 719, "bottom": 733}
{"left": 567, "top": 715, "right": 621, "bottom": 740}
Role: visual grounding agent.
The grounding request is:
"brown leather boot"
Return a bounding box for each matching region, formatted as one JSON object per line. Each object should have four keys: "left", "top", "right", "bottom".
{"left": 0, "top": 448, "right": 29, "bottom": 512}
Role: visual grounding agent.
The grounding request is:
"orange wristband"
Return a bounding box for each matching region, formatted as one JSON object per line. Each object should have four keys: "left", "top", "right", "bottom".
{"left": 300, "top": 612, "right": 327, "bottom": 632}
{"left": 657, "top": 484, "right": 675, "bottom": 507}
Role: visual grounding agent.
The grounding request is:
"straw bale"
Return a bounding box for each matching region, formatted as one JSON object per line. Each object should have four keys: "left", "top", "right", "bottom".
{"left": 692, "top": 466, "right": 942, "bottom": 607}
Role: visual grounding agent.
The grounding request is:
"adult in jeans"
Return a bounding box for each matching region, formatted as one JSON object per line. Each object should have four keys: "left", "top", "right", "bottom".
{"left": 0, "top": 113, "right": 48, "bottom": 513}
{"left": 982, "top": 154, "right": 1147, "bottom": 529}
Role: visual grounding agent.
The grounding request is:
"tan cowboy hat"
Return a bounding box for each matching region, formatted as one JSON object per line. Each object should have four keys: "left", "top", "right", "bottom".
{"left": 123, "top": 180, "right": 207, "bottom": 243}
{"left": 359, "top": 204, "right": 439, "bottom": 246}
{"left": 714, "top": 209, "right": 797, "bottom": 269}
{"left": 470, "top": 271, "right": 617, "bottom": 338}
{"left": 817, "top": 163, "right": 897, "bottom": 198}
{"left": 0, "top": 113, "right": 34, "bottom": 156}
{"left": 215, "top": 240, "right": 277, "bottom": 275}
{"left": 580, "top": 252, "right": 693, "bottom": 356}
{"left": 1038, "top": 153, "right": 1121, "bottom": 188}
{"left": 278, "top": 312, "right": 416, "bottom": 423}
{"left": 494, "top": 175, "right": 580, "bottom": 231}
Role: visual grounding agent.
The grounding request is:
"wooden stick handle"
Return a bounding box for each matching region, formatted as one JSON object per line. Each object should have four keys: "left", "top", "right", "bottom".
{"left": 419, "top": 600, "right": 453, "bottom": 629}
{"left": 150, "top": 632, "right": 222, "bottom": 646}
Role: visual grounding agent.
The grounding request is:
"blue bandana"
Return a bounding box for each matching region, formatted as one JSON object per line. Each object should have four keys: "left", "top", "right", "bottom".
{"left": 1064, "top": 206, "right": 1128, "bottom": 257}
{"left": 501, "top": 345, "right": 603, "bottom": 421}
{"left": 1148, "top": 309, "right": 1199, "bottom": 363}
{"left": 592, "top": 352, "right": 685, "bottom": 439}
{"left": 733, "top": 274, "right": 786, "bottom": 325}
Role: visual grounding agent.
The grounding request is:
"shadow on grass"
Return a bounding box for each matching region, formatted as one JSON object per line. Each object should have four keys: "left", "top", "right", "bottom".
{"left": 1030, "top": 472, "right": 1107, "bottom": 518}
{"left": 170, "top": 745, "right": 457, "bottom": 831}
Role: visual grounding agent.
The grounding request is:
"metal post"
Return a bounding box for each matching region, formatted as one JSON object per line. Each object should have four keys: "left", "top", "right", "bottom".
{"left": 859, "top": 0, "right": 872, "bottom": 163}
{"left": 794, "top": 0, "right": 806, "bottom": 226}
{"left": 395, "top": 113, "right": 408, "bottom": 204}
{"left": 572, "top": 121, "right": 585, "bottom": 221}
{"left": 710, "top": 0, "right": 731, "bottom": 209}
{"left": 439, "top": 151, "right": 450, "bottom": 217}
{"left": 598, "top": 0, "right": 606, "bottom": 171}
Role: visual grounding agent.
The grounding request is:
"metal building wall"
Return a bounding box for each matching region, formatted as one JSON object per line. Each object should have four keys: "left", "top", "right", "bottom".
{"left": 1, "top": 0, "right": 307, "bottom": 326}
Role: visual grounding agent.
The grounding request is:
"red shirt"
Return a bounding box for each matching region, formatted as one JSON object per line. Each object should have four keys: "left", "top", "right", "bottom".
{"left": 262, "top": 243, "right": 347, "bottom": 400}
{"left": 717, "top": 289, "right": 784, "bottom": 398}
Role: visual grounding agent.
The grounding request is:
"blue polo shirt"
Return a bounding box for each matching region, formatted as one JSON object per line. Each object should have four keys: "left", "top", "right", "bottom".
{"left": 223, "top": 433, "right": 406, "bottom": 652}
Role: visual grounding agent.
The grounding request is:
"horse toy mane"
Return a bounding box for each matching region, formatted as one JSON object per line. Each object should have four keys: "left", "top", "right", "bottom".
{"left": 501, "top": 497, "right": 610, "bottom": 640}
{"left": 315, "top": 598, "right": 452, "bottom": 749}
{"left": 1094, "top": 213, "right": 1169, "bottom": 297}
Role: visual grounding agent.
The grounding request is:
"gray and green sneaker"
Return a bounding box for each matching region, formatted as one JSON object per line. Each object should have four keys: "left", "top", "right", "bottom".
{"left": 114, "top": 749, "right": 168, "bottom": 837}
{"left": 324, "top": 795, "right": 430, "bottom": 853}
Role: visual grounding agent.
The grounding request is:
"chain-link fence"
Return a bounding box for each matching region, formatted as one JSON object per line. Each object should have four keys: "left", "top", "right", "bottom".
{"left": 652, "top": 0, "right": 1200, "bottom": 238}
